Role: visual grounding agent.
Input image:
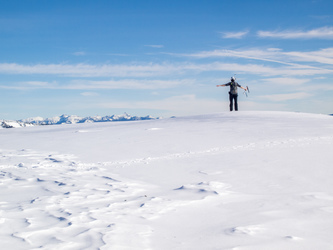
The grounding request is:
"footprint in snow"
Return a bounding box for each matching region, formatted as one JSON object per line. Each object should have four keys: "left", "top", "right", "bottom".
{"left": 173, "top": 181, "right": 230, "bottom": 201}
{"left": 146, "top": 128, "right": 162, "bottom": 131}
{"left": 226, "top": 225, "right": 265, "bottom": 236}
{"left": 284, "top": 235, "right": 303, "bottom": 241}
{"left": 303, "top": 192, "right": 333, "bottom": 201}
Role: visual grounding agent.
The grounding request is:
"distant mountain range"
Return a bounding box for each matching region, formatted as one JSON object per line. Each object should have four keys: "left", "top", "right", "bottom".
{"left": 1, "top": 113, "right": 157, "bottom": 129}
{"left": 2, "top": 113, "right": 332, "bottom": 129}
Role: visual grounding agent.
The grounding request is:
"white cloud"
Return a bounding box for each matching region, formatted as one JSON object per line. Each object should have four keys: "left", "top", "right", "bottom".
{"left": 176, "top": 48, "right": 333, "bottom": 74}
{"left": 177, "top": 48, "right": 301, "bottom": 66}
{"left": 24, "top": 81, "right": 52, "bottom": 86}
{"left": 145, "top": 45, "right": 164, "bottom": 48}
{"left": 98, "top": 94, "right": 293, "bottom": 115}
{"left": 0, "top": 63, "right": 182, "bottom": 77}
{"left": 303, "top": 83, "right": 333, "bottom": 91}
{"left": 0, "top": 81, "right": 57, "bottom": 90}
{"left": 108, "top": 53, "right": 131, "bottom": 57}
{"left": 310, "top": 15, "right": 331, "bottom": 21}
{"left": 81, "top": 92, "right": 99, "bottom": 96}
{"left": 0, "top": 60, "right": 331, "bottom": 84}
{"left": 0, "top": 79, "right": 195, "bottom": 90}
{"left": 73, "top": 51, "right": 86, "bottom": 56}
{"left": 2, "top": 46, "right": 333, "bottom": 86}
{"left": 260, "top": 92, "right": 312, "bottom": 102}
{"left": 193, "top": 61, "right": 332, "bottom": 76}
{"left": 220, "top": 30, "right": 249, "bottom": 39}
{"left": 100, "top": 95, "right": 224, "bottom": 116}
{"left": 263, "top": 78, "right": 310, "bottom": 86}
{"left": 68, "top": 79, "right": 194, "bottom": 90}
{"left": 284, "top": 48, "right": 333, "bottom": 65}
{"left": 258, "top": 27, "right": 333, "bottom": 39}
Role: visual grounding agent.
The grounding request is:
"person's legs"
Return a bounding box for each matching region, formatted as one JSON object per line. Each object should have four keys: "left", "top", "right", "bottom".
{"left": 234, "top": 95, "right": 238, "bottom": 111}
{"left": 229, "top": 94, "right": 233, "bottom": 111}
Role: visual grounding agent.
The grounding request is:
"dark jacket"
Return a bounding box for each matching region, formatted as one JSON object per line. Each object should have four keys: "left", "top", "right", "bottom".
{"left": 225, "top": 81, "right": 242, "bottom": 95}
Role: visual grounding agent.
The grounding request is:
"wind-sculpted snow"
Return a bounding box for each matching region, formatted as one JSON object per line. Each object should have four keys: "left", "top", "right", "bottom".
{"left": 0, "top": 111, "right": 333, "bottom": 249}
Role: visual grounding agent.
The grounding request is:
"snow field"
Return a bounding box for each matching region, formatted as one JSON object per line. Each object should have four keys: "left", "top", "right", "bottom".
{"left": 1, "top": 111, "right": 333, "bottom": 249}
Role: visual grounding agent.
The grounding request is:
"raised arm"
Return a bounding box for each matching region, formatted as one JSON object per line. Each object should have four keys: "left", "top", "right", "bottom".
{"left": 216, "top": 84, "right": 227, "bottom": 87}
{"left": 237, "top": 83, "right": 247, "bottom": 91}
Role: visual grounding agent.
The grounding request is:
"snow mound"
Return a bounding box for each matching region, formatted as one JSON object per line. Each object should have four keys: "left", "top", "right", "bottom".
{"left": 0, "top": 111, "right": 333, "bottom": 249}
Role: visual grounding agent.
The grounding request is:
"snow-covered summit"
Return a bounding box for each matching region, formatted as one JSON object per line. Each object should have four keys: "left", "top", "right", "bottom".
{"left": 0, "top": 120, "right": 34, "bottom": 129}
{"left": 1, "top": 111, "right": 333, "bottom": 249}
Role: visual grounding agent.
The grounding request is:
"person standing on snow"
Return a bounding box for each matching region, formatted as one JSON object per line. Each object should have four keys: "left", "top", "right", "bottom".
{"left": 216, "top": 76, "right": 247, "bottom": 111}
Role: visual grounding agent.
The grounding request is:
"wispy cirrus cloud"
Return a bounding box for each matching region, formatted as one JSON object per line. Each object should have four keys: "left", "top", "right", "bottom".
{"left": 2, "top": 45, "right": 333, "bottom": 89}
{"left": 182, "top": 48, "right": 297, "bottom": 66}
{"left": 176, "top": 47, "right": 333, "bottom": 71}
{"left": 220, "top": 30, "right": 249, "bottom": 39}
{"left": 0, "top": 60, "right": 332, "bottom": 82}
{"left": 0, "top": 79, "right": 194, "bottom": 90}
{"left": 67, "top": 79, "right": 193, "bottom": 90}
{"left": 258, "top": 26, "right": 333, "bottom": 39}
{"left": 0, "top": 62, "right": 181, "bottom": 77}
{"left": 284, "top": 48, "right": 333, "bottom": 65}
{"left": 0, "top": 80, "right": 58, "bottom": 90}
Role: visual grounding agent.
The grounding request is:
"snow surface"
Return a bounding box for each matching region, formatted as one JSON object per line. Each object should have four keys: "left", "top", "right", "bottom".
{"left": 1, "top": 111, "right": 333, "bottom": 250}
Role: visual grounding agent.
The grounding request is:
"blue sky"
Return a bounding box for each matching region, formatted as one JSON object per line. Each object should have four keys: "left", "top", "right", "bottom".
{"left": 1, "top": 0, "right": 333, "bottom": 119}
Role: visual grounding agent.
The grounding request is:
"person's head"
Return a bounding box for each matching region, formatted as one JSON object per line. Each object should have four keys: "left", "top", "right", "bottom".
{"left": 231, "top": 76, "right": 236, "bottom": 82}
